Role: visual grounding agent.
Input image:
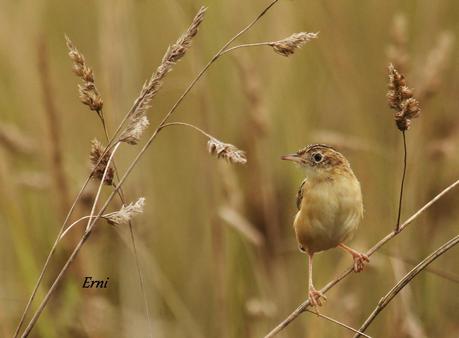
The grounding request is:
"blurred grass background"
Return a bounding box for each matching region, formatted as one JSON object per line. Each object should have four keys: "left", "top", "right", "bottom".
{"left": 0, "top": 0, "right": 458, "bottom": 337}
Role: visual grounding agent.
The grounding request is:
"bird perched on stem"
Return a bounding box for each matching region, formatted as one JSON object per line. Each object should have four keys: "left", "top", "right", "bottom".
{"left": 281, "top": 144, "right": 369, "bottom": 309}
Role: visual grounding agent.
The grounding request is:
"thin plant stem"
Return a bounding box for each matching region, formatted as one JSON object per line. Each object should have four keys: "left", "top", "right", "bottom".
{"left": 159, "top": 122, "right": 215, "bottom": 139}
{"left": 395, "top": 131, "right": 407, "bottom": 232}
{"left": 220, "top": 42, "right": 272, "bottom": 55}
{"left": 377, "top": 250, "right": 459, "bottom": 284}
{"left": 263, "top": 178, "right": 459, "bottom": 338}
{"left": 97, "top": 109, "right": 152, "bottom": 336}
{"left": 21, "top": 141, "right": 121, "bottom": 337}
{"left": 305, "top": 310, "right": 372, "bottom": 338}
{"left": 20, "top": 2, "right": 282, "bottom": 335}
{"left": 13, "top": 172, "right": 92, "bottom": 337}
{"left": 353, "top": 234, "right": 459, "bottom": 338}
{"left": 85, "top": 142, "right": 121, "bottom": 232}
{"left": 58, "top": 216, "right": 95, "bottom": 240}
{"left": 13, "top": 138, "right": 120, "bottom": 337}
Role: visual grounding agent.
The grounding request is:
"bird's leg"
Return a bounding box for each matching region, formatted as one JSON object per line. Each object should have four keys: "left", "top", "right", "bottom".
{"left": 307, "top": 253, "right": 327, "bottom": 312}
{"left": 338, "top": 243, "right": 369, "bottom": 272}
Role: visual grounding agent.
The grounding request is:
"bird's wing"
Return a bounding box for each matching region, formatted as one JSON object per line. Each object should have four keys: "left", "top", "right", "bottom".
{"left": 296, "top": 179, "right": 306, "bottom": 210}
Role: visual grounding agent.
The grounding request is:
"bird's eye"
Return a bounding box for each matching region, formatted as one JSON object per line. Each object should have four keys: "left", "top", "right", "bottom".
{"left": 312, "top": 153, "right": 323, "bottom": 163}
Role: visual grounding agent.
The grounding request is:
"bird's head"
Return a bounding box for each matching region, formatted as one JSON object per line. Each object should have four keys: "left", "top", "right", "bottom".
{"left": 281, "top": 144, "right": 351, "bottom": 178}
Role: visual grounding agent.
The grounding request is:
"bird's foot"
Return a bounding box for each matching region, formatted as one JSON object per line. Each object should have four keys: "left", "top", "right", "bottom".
{"left": 308, "top": 287, "right": 327, "bottom": 311}
{"left": 350, "top": 251, "right": 369, "bottom": 272}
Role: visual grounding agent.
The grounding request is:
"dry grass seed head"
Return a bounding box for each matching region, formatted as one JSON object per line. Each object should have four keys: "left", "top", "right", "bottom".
{"left": 208, "top": 137, "right": 247, "bottom": 164}
{"left": 103, "top": 197, "right": 145, "bottom": 226}
{"left": 65, "top": 35, "right": 103, "bottom": 112}
{"left": 89, "top": 139, "right": 114, "bottom": 185}
{"left": 269, "top": 32, "right": 318, "bottom": 57}
{"left": 387, "top": 64, "right": 421, "bottom": 131}
{"left": 132, "top": 6, "right": 207, "bottom": 119}
{"left": 119, "top": 115, "right": 150, "bottom": 145}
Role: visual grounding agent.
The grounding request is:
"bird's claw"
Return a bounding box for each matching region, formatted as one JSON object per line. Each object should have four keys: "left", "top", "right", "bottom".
{"left": 352, "top": 252, "right": 369, "bottom": 272}
{"left": 308, "top": 287, "right": 327, "bottom": 312}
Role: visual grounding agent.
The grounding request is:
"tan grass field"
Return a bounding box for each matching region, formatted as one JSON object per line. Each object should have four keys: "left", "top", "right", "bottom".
{"left": 0, "top": 0, "right": 458, "bottom": 337}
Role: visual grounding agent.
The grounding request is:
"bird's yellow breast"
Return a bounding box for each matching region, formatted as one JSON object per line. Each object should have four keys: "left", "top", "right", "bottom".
{"left": 293, "top": 173, "right": 363, "bottom": 254}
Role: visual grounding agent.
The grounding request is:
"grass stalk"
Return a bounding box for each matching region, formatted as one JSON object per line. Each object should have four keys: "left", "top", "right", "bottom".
{"left": 353, "top": 234, "right": 459, "bottom": 337}
{"left": 395, "top": 131, "right": 407, "bottom": 232}
{"left": 21, "top": 142, "right": 121, "bottom": 337}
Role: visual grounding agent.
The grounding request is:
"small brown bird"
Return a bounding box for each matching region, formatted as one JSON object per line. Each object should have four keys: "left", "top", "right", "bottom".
{"left": 282, "top": 144, "right": 369, "bottom": 308}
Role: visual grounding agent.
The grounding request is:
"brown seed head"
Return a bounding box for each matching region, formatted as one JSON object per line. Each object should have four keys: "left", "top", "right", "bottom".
{"left": 269, "top": 32, "right": 318, "bottom": 57}
{"left": 65, "top": 35, "right": 103, "bottom": 112}
{"left": 132, "top": 6, "right": 207, "bottom": 120}
{"left": 387, "top": 64, "right": 421, "bottom": 131}
{"left": 208, "top": 137, "right": 247, "bottom": 165}
{"left": 89, "top": 139, "right": 114, "bottom": 185}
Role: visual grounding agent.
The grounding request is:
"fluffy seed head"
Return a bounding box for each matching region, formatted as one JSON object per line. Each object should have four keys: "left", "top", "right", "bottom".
{"left": 387, "top": 64, "right": 421, "bottom": 131}
{"left": 208, "top": 138, "right": 247, "bottom": 164}
{"left": 119, "top": 115, "right": 150, "bottom": 145}
{"left": 104, "top": 197, "right": 145, "bottom": 226}
{"left": 89, "top": 139, "right": 114, "bottom": 185}
{"left": 269, "top": 32, "right": 318, "bottom": 57}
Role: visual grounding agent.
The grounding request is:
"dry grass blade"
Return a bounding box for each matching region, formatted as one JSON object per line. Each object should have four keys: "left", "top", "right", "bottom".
{"left": 21, "top": 142, "right": 122, "bottom": 337}
{"left": 305, "top": 310, "right": 372, "bottom": 338}
{"left": 218, "top": 205, "right": 264, "bottom": 246}
{"left": 38, "top": 39, "right": 71, "bottom": 216}
{"left": 379, "top": 250, "right": 459, "bottom": 284}
{"left": 353, "top": 234, "right": 459, "bottom": 337}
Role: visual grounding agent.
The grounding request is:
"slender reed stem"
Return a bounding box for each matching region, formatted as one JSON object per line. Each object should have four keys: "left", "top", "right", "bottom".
{"left": 377, "top": 250, "right": 459, "bottom": 284}
{"left": 263, "top": 178, "right": 459, "bottom": 338}
{"left": 21, "top": 142, "right": 121, "bottom": 337}
{"left": 85, "top": 143, "right": 121, "bottom": 232}
{"left": 59, "top": 216, "right": 95, "bottom": 240}
{"left": 20, "top": 2, "right": 282, "bottom": 335}
{"left": 305, "top": 310, "right": 372, "bottom": 338}
{"left": 395, "top": 131, "right": 407, "bottom": 232}
{"left": 159, "top": 122, "right": 215, "bottom": 139}
{"left": 97, "top": 109, "right": 152, "bottom": 336}
{"left": 220, "top": 42, "right": 272, "bottom": 55}
{"left": 353, "top": 234, "right": 459, "bottom": 337}
{"left": 13, "top": 140, "right": 120, "bottom": 338}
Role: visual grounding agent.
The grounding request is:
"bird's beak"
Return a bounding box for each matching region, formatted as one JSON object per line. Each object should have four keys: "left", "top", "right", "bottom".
{"left": 281, "top": 153, "right": 303, "bottom": 164}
